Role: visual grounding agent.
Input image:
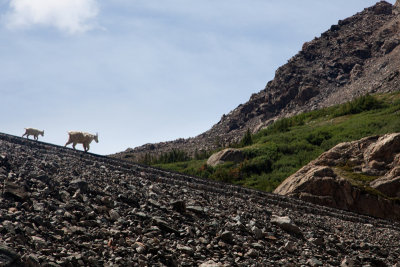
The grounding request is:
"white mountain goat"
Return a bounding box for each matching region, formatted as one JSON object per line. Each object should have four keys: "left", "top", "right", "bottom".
{"left": 65, "top": 131, "right": 99, "bottom": 152}
{"left": 22, "top": 128, "right": 44, "bottom": 140}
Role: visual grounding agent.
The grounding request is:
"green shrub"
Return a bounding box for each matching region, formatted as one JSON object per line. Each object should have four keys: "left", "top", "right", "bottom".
{"left": 194, "top": 149, "right": 211, "bottom": 160}
{"left": 306, "top": 130, "right": 333, "bottom": 146}
{"left": 243, "top": 142, "right": 278, "bottom": 159}
{"left": 158, "top": 149, "right": 190, "bottom": 164}
{"left": 211, "top": 162, "right": 240, "bottom": 183}
{"left": 270, "top": 117, "right": 291, "bottom": 133}
{"left": 333, "top": 94, "right": 384, "bottom": 117}
{"left": 241, "top": 156, "right": 273, "bottom": 175}
{"left": 278, "top": 139, "right": 314, "bottom": 155}
{"left": 239, "top": 128, "right": 253, "bottom": 147}
{"left": 139, "top": 153, "right": 154, "bottom": 165}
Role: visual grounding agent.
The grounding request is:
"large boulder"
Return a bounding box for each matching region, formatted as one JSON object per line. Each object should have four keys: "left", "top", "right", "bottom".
{"left": 370, "top": 165, "right": 400, "bottom": 198}
{"left": 363, "top": 133, "right": 400, "bottom": 172}
{"left": 274, "top": 133, "right": 400, "bottom": 221}
{"left": 207, "top": 148, "right": 245, "bottom": 167}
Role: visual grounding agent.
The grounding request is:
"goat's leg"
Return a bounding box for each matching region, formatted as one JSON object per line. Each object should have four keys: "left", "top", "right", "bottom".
{"left": 65, "top": 140, "right": 72, "bottom": 147}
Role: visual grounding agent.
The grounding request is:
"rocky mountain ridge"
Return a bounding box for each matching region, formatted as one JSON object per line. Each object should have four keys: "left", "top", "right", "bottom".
{"left": 115, "top": 1, "right": 400, "bottom": 161}
{"left": 1, "top": 132, "right": 400, "bottom": 266}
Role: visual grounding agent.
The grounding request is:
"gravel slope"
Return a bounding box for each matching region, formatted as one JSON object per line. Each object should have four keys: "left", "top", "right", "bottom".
{"left": 0, "top": 133, "right": 399, "bottom": 266}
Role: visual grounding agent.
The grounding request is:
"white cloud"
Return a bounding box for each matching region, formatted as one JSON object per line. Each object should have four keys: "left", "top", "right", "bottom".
{"left": 4, "top": 0, "right": 99, "bottom": 34}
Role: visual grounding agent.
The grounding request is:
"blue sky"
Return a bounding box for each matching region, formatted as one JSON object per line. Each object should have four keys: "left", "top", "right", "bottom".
{"left": 0, "top": 0, "right": 394, "bottom": 155}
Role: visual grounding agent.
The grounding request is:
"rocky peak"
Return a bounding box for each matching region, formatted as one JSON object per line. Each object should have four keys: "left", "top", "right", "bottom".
{"left": 115, "top": 1, "right": 400, "bottom": 160}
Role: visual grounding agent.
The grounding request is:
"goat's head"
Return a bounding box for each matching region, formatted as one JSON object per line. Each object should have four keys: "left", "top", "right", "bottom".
{"left": 40, "top": 130, "right": 44, "bottom": 136}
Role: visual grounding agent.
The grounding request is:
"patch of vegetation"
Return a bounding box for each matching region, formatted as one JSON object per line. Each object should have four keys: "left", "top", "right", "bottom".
{"left": 335, "top": 166, "right": 379, "bottom": 186}
{"left": 333, "top": 166, "right": 400, "bottom": 203}
{"left": 333, "top": 94, "right": 386, "bottom": 117}
{"left": 193, "top": 149, "right": 212, "bottom": 160}
{"left": 239, "top": 128, "right": 253, "bottom": 147}
{"left": 139, "top": 149, "right": 190, "bottom": 165}
{"left": 150, "top": 92, "right": 400, "bottom": 192}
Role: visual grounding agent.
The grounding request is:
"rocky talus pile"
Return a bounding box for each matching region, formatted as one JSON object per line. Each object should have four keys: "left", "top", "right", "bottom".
{"left": 115, "top": 1, "right": 400, "bottom": 161}
{"left": 1, "top": 133, "right": 400, "bottom": 266}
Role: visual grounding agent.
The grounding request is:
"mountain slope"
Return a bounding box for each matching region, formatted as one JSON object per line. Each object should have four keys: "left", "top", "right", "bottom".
{"left": 1, "top": 133, "right": 400, "bottom": 266}
{"left": 147, "top": 92, "right": 400, "bottom": 192}
{"left": 114, "top": 1, "right": 400, "bottom": 161}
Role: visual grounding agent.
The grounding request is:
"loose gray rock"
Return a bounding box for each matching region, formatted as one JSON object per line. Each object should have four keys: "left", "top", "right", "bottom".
{"left": 252, "top": 226, "right": 263, "bottom": 240}
{"left": 109, "top": 209, "right": 120, "bottom": 221}
{"left": 220, "top": 231, "right": 234, "bottom": 244}
{"left": 199, "top": 260, "right": 224, "bottom": 267}
{"left": 0, "top": 244, "right": 20, "bottom": 266}
{"left": 307, "top": 258, "right": 323, "bottom": 266}
{"left": 270, "top": 215, "right": 302, "bottom": 236}
{"left": 69, "top": 179, "right": 88, "bottom": 193}
{"left": 3, "top": 181, "right": 28, "bottom": 201}
{"left": 245, "top": 248, "right": 259, "bottom": 258}
{"left": 171, "top": 200, "right": 186, "bottom": 213}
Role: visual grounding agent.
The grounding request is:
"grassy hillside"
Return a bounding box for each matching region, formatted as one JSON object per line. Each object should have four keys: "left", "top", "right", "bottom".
{"left": 146, "top": 92, "right": 400, "bottom": 192}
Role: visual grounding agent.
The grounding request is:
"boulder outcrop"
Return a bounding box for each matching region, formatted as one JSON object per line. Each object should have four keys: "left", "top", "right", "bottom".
{"left": 274, "top": 133, "right": 400, "bottom": 221}
{"left": 206, "top": 148, "right": 244, "bottom": 167}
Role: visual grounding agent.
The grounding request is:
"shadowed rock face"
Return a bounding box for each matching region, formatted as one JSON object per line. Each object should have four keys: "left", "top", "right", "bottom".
{"left": 115, "top": 1, "right": 400, "bottom": 161}
{"left": 1, "top": 133, "right": 400, "bottom": 266}
{"left": 274, "top": 133, "right": 400, "bottom": 221}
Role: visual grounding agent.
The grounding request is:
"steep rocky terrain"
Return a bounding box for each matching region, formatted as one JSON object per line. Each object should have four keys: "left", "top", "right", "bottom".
{"left": 2, "top": 133, "right": 400, "bottom": 266}
{"left": 115, "top": 1, "right": 400, "bottom": 161}
{"left": 274, "top": 133, "right": 400, "bottom": 221}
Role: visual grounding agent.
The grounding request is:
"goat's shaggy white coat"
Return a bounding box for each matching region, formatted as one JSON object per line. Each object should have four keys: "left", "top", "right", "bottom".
{"left": 65, "top": 131, "right": 98, "bottom": 152}
{"left": 22, "top": 128, "right": 44, "bottom": 140}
